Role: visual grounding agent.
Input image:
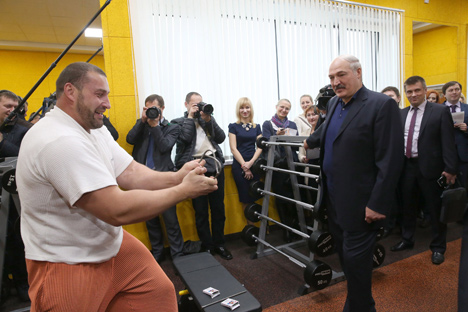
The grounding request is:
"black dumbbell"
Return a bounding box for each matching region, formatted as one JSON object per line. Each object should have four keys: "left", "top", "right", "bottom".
{"left": 373, "top": 243, "right": 386, "bottom": 268}
{"left": 1, "top": 168, "right": 17, "bottom": 194}
{"left": 256, "top": 136, "right": 269, "bottom": 150}
{"left": 241, "top": 225, "right": 333, "bottom": 290}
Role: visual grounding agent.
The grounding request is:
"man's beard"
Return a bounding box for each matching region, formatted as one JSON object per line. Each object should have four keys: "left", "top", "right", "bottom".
{"left": 76, "top": 92, "right": 103, "bottom": 130}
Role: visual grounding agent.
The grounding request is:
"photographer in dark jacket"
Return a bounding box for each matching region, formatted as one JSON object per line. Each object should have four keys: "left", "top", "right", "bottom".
{"left": 171, "top": 92, "right": 232, "bottom": 260}
{"left": 127, "top": 94, "right": 184, "bottom": 263}
{"left": 0, "top": 90, "right": 32, "bottom": 301}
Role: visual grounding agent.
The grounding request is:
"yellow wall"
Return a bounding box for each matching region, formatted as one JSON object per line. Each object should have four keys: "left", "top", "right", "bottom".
{"left": 350, "top": 0, "right": 468, "bottom": 106}
{"left": 0, "top": 50, "right": 104, "bottom": 119}
{"left": 413, "top": 26, "right": 458, "bottom": 86}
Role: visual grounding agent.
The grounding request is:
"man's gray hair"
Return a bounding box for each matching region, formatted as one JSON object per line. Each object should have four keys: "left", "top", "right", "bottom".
{"left": 339, "top": 55, "right": 362, "bottom": 73}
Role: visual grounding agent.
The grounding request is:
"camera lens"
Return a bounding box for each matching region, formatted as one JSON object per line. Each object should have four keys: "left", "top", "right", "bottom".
{"left": 146, "top": 107, "right": 160, "bottom": 119}
{"left": 196, "top": 102, "right": 214, "bottom": 117}
{"left": 202, "top": 104, "right": 214, "bottom": 115}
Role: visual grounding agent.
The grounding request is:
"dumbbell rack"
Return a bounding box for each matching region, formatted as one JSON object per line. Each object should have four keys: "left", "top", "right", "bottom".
{"left": 251, "top": 135, "right": 344, "bottom": 294}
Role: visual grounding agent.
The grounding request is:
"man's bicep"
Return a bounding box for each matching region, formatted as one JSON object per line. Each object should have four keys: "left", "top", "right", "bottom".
{"left": 74, "top": 185, "right": 123, "bottom": 226}
{"left": 116, "top": 160, "right": 146, "bottom": 189}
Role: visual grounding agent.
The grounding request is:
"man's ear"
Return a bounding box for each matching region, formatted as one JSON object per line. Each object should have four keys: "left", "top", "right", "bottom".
{"left": 63, "top": 82, "right": 76, "bottom": 101}
{"left": 356, "top": 67, "right": 362, "bottom": 79}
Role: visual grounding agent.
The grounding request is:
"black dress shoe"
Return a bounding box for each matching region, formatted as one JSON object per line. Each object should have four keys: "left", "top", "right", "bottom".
{"left": 155, "top": 253, "right": 166, "bottom": 264}
{"left": 432, "top": 252, "right": 445, "bottom": 265}
{"left": 390, "top": 241, "right": 414, "bottom": 252}
{"left": 213, "top": 247, "right": 233, "bottom": 260}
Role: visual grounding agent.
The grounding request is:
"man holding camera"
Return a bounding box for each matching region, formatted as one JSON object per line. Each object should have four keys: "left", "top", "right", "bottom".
{"left": 172, "top": 92, "right": 232, "bottom": 260}
{"left": 0, "top": 90, "right": 32, "bottom": 302}
{"left": 126, "top": 94, "right": 184, "bottom": 263}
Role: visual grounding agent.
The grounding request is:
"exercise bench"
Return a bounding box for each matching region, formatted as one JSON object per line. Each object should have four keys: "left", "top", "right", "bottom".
{"left": 173, "top": 252, "right": 262, "bottom": 311}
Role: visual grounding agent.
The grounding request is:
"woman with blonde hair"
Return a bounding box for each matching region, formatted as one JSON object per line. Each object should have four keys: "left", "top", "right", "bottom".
{"left": 294, "top": 94, "right": 314, "bottom": 135}
{"left": 228, "top": 97, "right": 263, "bottom": 224}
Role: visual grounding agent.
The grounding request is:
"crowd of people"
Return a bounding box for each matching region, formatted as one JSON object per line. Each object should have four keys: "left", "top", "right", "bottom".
{"left": 0, "top": 57, "right": 467, "bottom": 311}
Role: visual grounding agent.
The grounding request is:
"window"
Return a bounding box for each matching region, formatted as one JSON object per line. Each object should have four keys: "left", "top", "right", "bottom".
{"left": 129, "top": 0, "right": 403, "bottom": 158}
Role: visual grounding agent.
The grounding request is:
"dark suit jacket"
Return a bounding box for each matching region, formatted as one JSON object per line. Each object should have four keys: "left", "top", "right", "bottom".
{"left": 452, "top": 102, "right": 468, "bottom": 163}
{"left": 0, "top": 118, "right": 32, "bottom": 157}
{"left": 306, "top": 86, "right": 404, "bottom": 231}
{"left": 126, "top": 119, "right": 179, "bottom": 172}
{"left": 401, "top": 101, "right": 458, "bottom": 179}
{"left": 171, "top": 113, "right": 225, "bottom": 170}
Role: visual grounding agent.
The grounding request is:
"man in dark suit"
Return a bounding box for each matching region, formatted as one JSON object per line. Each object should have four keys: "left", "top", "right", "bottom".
{"left": 304, "top": 55, "right": 404, "bottom": 312}
{"left": 126, "top": 94, "right": 184, "bottom": 263}
{"left": 0, "top": 90, "right": 33, "bottom": 301}
{"left": 442, "top": 81, "right": 468, "bottom": 189}
{"left": 391, "top": 76, "right": 458, "bottom": 266}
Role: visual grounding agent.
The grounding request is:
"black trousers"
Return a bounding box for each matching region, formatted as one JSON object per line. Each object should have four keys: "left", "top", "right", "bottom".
{"left": 458, "top": 209, "right": 468, "bottom": 311}
{"left": 327, "top": 196, "right": 377, "bottom": 312}
{"left": 145, "top": 205, "right": 184, "bottom": 259}
{"left": 271, "top": 171, "right": 298, "bottom": 229}
{"left": 4, "top": 201, "right": 28, "bottom": 285}
{"left": 400, "top": 158, "right": 447, "bottom": 253}
{"left": 191, "top": 170, "right": 226, "bottom": 248}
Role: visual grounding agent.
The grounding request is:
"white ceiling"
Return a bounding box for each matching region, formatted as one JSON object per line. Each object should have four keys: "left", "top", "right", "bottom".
{"left": 0, "top": 0, "right": 103, "bottom": 54}
{"left": 412, "top": 21, "right": 443, "bottom": 34}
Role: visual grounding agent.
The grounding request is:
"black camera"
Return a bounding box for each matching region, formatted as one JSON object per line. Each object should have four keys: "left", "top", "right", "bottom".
{"left": 146, "top": 106, "right": 161, "bottom": 120}
{"left": 194, "top": 102, "right": 214, "bottom": 118}
{"left": 315, "top": 84, "right": 335, "bottom": 111}
{"left": 437, "top": 175, "right": 449, "bottom": 188}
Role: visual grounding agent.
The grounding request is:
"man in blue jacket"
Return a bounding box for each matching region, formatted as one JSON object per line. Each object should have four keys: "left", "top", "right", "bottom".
{"left": 127, "top": 94, "right": 184, "bottom": 263}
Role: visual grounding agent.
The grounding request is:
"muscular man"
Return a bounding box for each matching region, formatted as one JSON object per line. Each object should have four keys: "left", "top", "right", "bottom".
{"left": 304, "top": 55, "right": 403, "bottom": 311}
{"left": 127, "top": 94, "right": 184, "bottom": 263}
{"left": 391, "top": 76, "right": 458, "bottom": 266}
{"left": 16, "top": 62, "right": 217, "bottom": 311}
{"left": 172, "top": 92, "right": 232, "bottom": 260}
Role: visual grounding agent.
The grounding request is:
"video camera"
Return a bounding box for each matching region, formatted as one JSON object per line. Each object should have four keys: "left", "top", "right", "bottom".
{"left": 194, "top": 102, "right": 214, "bottom": 118}
{"left": 28, "top": 93, "right": 56, "bottom": 122}
{"left": 315, "top": 84, "right": 335, "bottom": 111}
{"left": 146, "top": 106, "right": 161, "bottom": 120}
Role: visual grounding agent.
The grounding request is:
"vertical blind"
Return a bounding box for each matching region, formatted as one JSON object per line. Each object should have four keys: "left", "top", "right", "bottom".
{"left": 128, "top": 0, "right": 403, "bottom": 158}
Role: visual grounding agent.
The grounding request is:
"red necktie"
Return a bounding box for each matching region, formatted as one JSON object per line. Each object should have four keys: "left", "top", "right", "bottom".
{"left": 405, "top": 107, "right": 418, "bottom": 158}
